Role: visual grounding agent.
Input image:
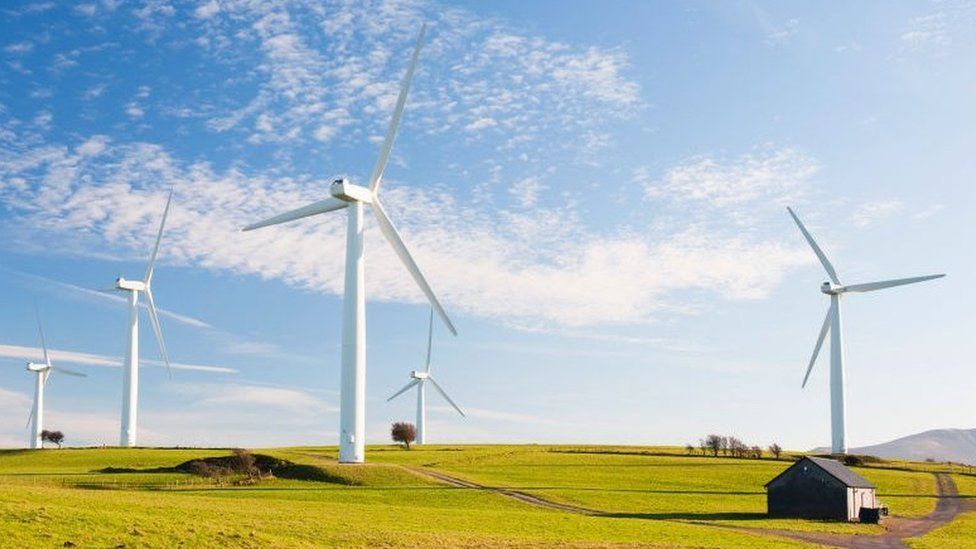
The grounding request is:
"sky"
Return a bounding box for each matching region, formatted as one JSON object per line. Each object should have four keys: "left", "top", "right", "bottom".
{"left": 0, "top": 0, "right": 973, "bottom": 452}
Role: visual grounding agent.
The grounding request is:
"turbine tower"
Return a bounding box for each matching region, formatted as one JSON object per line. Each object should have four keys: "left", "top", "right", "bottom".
{"left": 26, "top": 308, "right": 87, "bottom": 449}
{"left": 243, "top": 24, "right": 457, "bottom": 464}
{"left": 111, "top": 189, "right": 174, "bottom": 447}
{"left": 387, "top": 308, "right": 465, "bottom": 445}
{"left": 788, "top": 207, "right": 945, "bottom": 454}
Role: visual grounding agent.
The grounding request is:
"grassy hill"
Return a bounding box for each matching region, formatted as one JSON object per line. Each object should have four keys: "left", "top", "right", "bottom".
{"left": 0, "top": 445, "right": 972, "bottom": 547}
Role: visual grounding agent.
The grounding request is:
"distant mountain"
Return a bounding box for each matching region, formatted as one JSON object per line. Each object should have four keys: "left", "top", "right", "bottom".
{"left": 812, "top": 428, "right": 976, "bottom": 465}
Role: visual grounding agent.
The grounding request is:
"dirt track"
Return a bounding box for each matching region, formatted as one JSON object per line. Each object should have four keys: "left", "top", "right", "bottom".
{"left": 412, "top": 467, "right": 971, "bottom": 548}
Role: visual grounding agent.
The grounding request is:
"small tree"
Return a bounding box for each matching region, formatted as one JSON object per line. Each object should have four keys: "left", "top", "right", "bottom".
{"left": 685, "top": 443, "right": 695, "bottom": 456}
{"left": 720, "top": 436, "right": 731, "bottom": 457}
{"left": 705, "top": 434, "right": 722, "bottom": 457}
{"left": 727, "top": 436, "right": 746, "bottom": 458}
{"left": 698, "top": 438, "right": 708, "bottom": 456}
{"left": 750, "top": 445, "right": 763, "bottom": 459}
{"left": 40, "top": 430, "right": 64, "bottom": 449}
{"left": 769, "top": 443, "right": 782, "bottom": 459}
{"left": 391, "top": 422, "right": 416, "bottom": 450}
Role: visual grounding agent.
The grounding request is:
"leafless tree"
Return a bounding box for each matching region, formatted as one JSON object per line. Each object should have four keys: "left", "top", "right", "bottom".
{"left": 705, "top": 434, "right": 723, "bottom": 457}
{"left": 769, "top": 443, "right": 783, "bottom": 459}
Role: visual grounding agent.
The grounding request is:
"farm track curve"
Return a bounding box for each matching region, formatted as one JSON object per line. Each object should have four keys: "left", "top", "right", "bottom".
{"left": 410, "top": 467, "right": 971, "bottom": 548}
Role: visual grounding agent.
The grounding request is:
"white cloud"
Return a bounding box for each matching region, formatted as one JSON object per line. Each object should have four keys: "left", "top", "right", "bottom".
{"left": 74, "top": 4, "right": 98, "bottom": 16}
{"left": 642, "top": 147, "right": 818, "bottom": 210}
{"left": 4, "top": 41, "right": 33, "bottom": 55}
{"left": 194, "top": 0, "right": 640, "bottom": 160}
{"left": 0, "top": 136, "right": 813, "bottom": 328}
{"left": 901, "top": 3, "right": 976, "bottom": 52}
{"left": 902, "top": 13, "right": 949, "bottom": 49}
{"left": 77, "top": 135, "right": 110, "bottom": 157}
{"left": 125, "top": 102, "right": 145, "bottom": 118}
{"left": 33, "top": 111, "right": 53, "bottom": 128}
{"left": 82, "top": 83, "right": 107, "bottom": 100}
{"left": 912, "top": 204, "right": 945, "bottom": 221}
{"left": 0, "top": 343, "right": 238, "bottom": 373}
{"left": 853, "top": 200, "right": 904, "bottom": 227}
{"left": 174, "top": 382, "right": 335, "bottom": 413}
{"left": 511, "top": 176, "right": 545, "bottom": 208}
{"left": 194, "top": 0, "right": 220, "bottom": 19}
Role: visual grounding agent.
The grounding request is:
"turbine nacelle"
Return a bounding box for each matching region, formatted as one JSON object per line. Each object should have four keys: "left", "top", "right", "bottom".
{"left": 410, "top": 370, "right": 429, "bottom": 380}
{"left": 820, "top": 281, "right": 841, "bottom": 295}
{"left": 116, "top": 278, "right": 147, "bottom": 292}
{"left": 330, "top": 179, "right": 373, "bottom": 203}
{"left": 26, "top": 362, "right": 49, "bottom": 372}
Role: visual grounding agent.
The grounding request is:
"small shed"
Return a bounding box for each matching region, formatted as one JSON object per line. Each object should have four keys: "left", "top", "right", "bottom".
{"left": 765, "top": 457, "right": 879, "bottom": 521}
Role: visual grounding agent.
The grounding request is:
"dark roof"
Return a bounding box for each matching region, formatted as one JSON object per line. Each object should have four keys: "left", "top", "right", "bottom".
{"left": 765, "top": 457, "right": 875, "bottom": 489}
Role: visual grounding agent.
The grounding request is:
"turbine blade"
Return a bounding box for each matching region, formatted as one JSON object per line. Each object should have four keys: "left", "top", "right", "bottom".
{"left": 425, "top": 306, "right": 433, "bottom": 373}
{"left": 33, "top": 303, "right": 51, "bottom": 368}
{"left": 144, "top": 288, "right": 172, "bottom": 377}
{"left": 787, "top": 207, "right": 841, "bottom": 285}
{"left": 428, "top": 377, "right": 465, "bottom": 417}
{"left": 52, "top": 366, "right": 87, "bottom": 378}
{"left": 802, "top": 307, "right": 832, "bottom": 388}
{"left": 242, "top": 197, "right": 348, "bottom": 231}
{"left": 145, "top": 188, "right": 174, "bottom": 284}
{"left": 26, "top": 406, "right": 34, "bottom": 429}
{"left": 368, "top": 23, "right": 426, "bottom": 194}
{"left": 839, "top": 274, "right": 945, "bottom": 294}
{"left": 371, "top": 199, "right": 457, "bottom": 335}
{"left": 387, "top": 379, "right": 420, "bottom": 402}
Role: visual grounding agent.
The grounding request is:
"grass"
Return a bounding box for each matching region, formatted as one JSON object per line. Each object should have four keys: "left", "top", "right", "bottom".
{"left": 367, "top": 444, "right": 936, "bottom": 533}
{"left": 0, "top": 444, "right": 960, "bottom": 547}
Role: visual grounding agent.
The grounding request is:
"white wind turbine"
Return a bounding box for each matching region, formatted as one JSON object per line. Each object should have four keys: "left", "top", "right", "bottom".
{"left": 109, "top": 189, "right": 174, "bottom": 447}
{"left": 26, "top": 307, "right": 87, "bottom": 449}
{"left": 788, "top": 207, "right": 945, "bottom": 454}
{"left": 387, "top": 308, "right": 465, "bottom": 445}
{"left": 243, "top": 24, "right": 457, "bottom": 464}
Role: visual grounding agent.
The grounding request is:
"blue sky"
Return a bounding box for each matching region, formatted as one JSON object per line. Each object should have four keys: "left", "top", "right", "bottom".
{"left": 0, "top": 0, "right": 973, "bottom": 451}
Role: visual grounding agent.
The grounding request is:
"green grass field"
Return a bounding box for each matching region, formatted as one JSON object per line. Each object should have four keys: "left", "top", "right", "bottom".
{"left": 0, "top": 445, "right": 971, "bottom": 547}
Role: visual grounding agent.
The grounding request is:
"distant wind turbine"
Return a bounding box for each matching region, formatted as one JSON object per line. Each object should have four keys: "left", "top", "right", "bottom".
{"left": 788, "top": 207, "right": 945, "bottom": 455}
{"left": 26, "top": 307, "right": 87, "bottom": 449}
{"left": 243, "top": 24, "right": 456, "bottom": 464}
{"left": 107, "top": 189, "right": 174, "bottom": 447}
{"left": 387, "top": 308, "right": 465, "bottom": 445}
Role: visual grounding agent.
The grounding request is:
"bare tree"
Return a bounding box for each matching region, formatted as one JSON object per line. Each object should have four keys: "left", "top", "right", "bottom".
{"left": 720, "top": 436, "right": 731, "bottom": 457}
{"left": 705, "top": 434, "right": 722, "bottom": 457}
{"left": 231, "top": 448, "right": 259, "bottom": 479}
{"left": 750, "top": 445, "right": 763, "bottom": 459}
{"left": 727, "top": 436, "right": 746, "bottom": 458}
{"left": 769, "top": 443, "right": 783, "bottom": 459}
{"left": 685, "top": 443, "right": 695, "bottom": 455}
{"left": 391, "top": 422, "right": 417, "bottom": 450}
{"left": 698, "top": 438, "right": 708, "bottom": 456}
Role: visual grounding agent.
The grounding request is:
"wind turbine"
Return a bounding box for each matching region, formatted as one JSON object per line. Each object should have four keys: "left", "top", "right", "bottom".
{"left": 788, "top": 207, "right": 945, "bottom": 454}
{"left": 243, "top": 24, "right": 457, "bottom": 464}
{"left": 387, "top": 308, "right": 465, "bottom": 445}
{"left": 110, "top": 189, "right": 174, "bottom": 447}
{"left": 26, "top": 308, "right": 87, "bottom": 449}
